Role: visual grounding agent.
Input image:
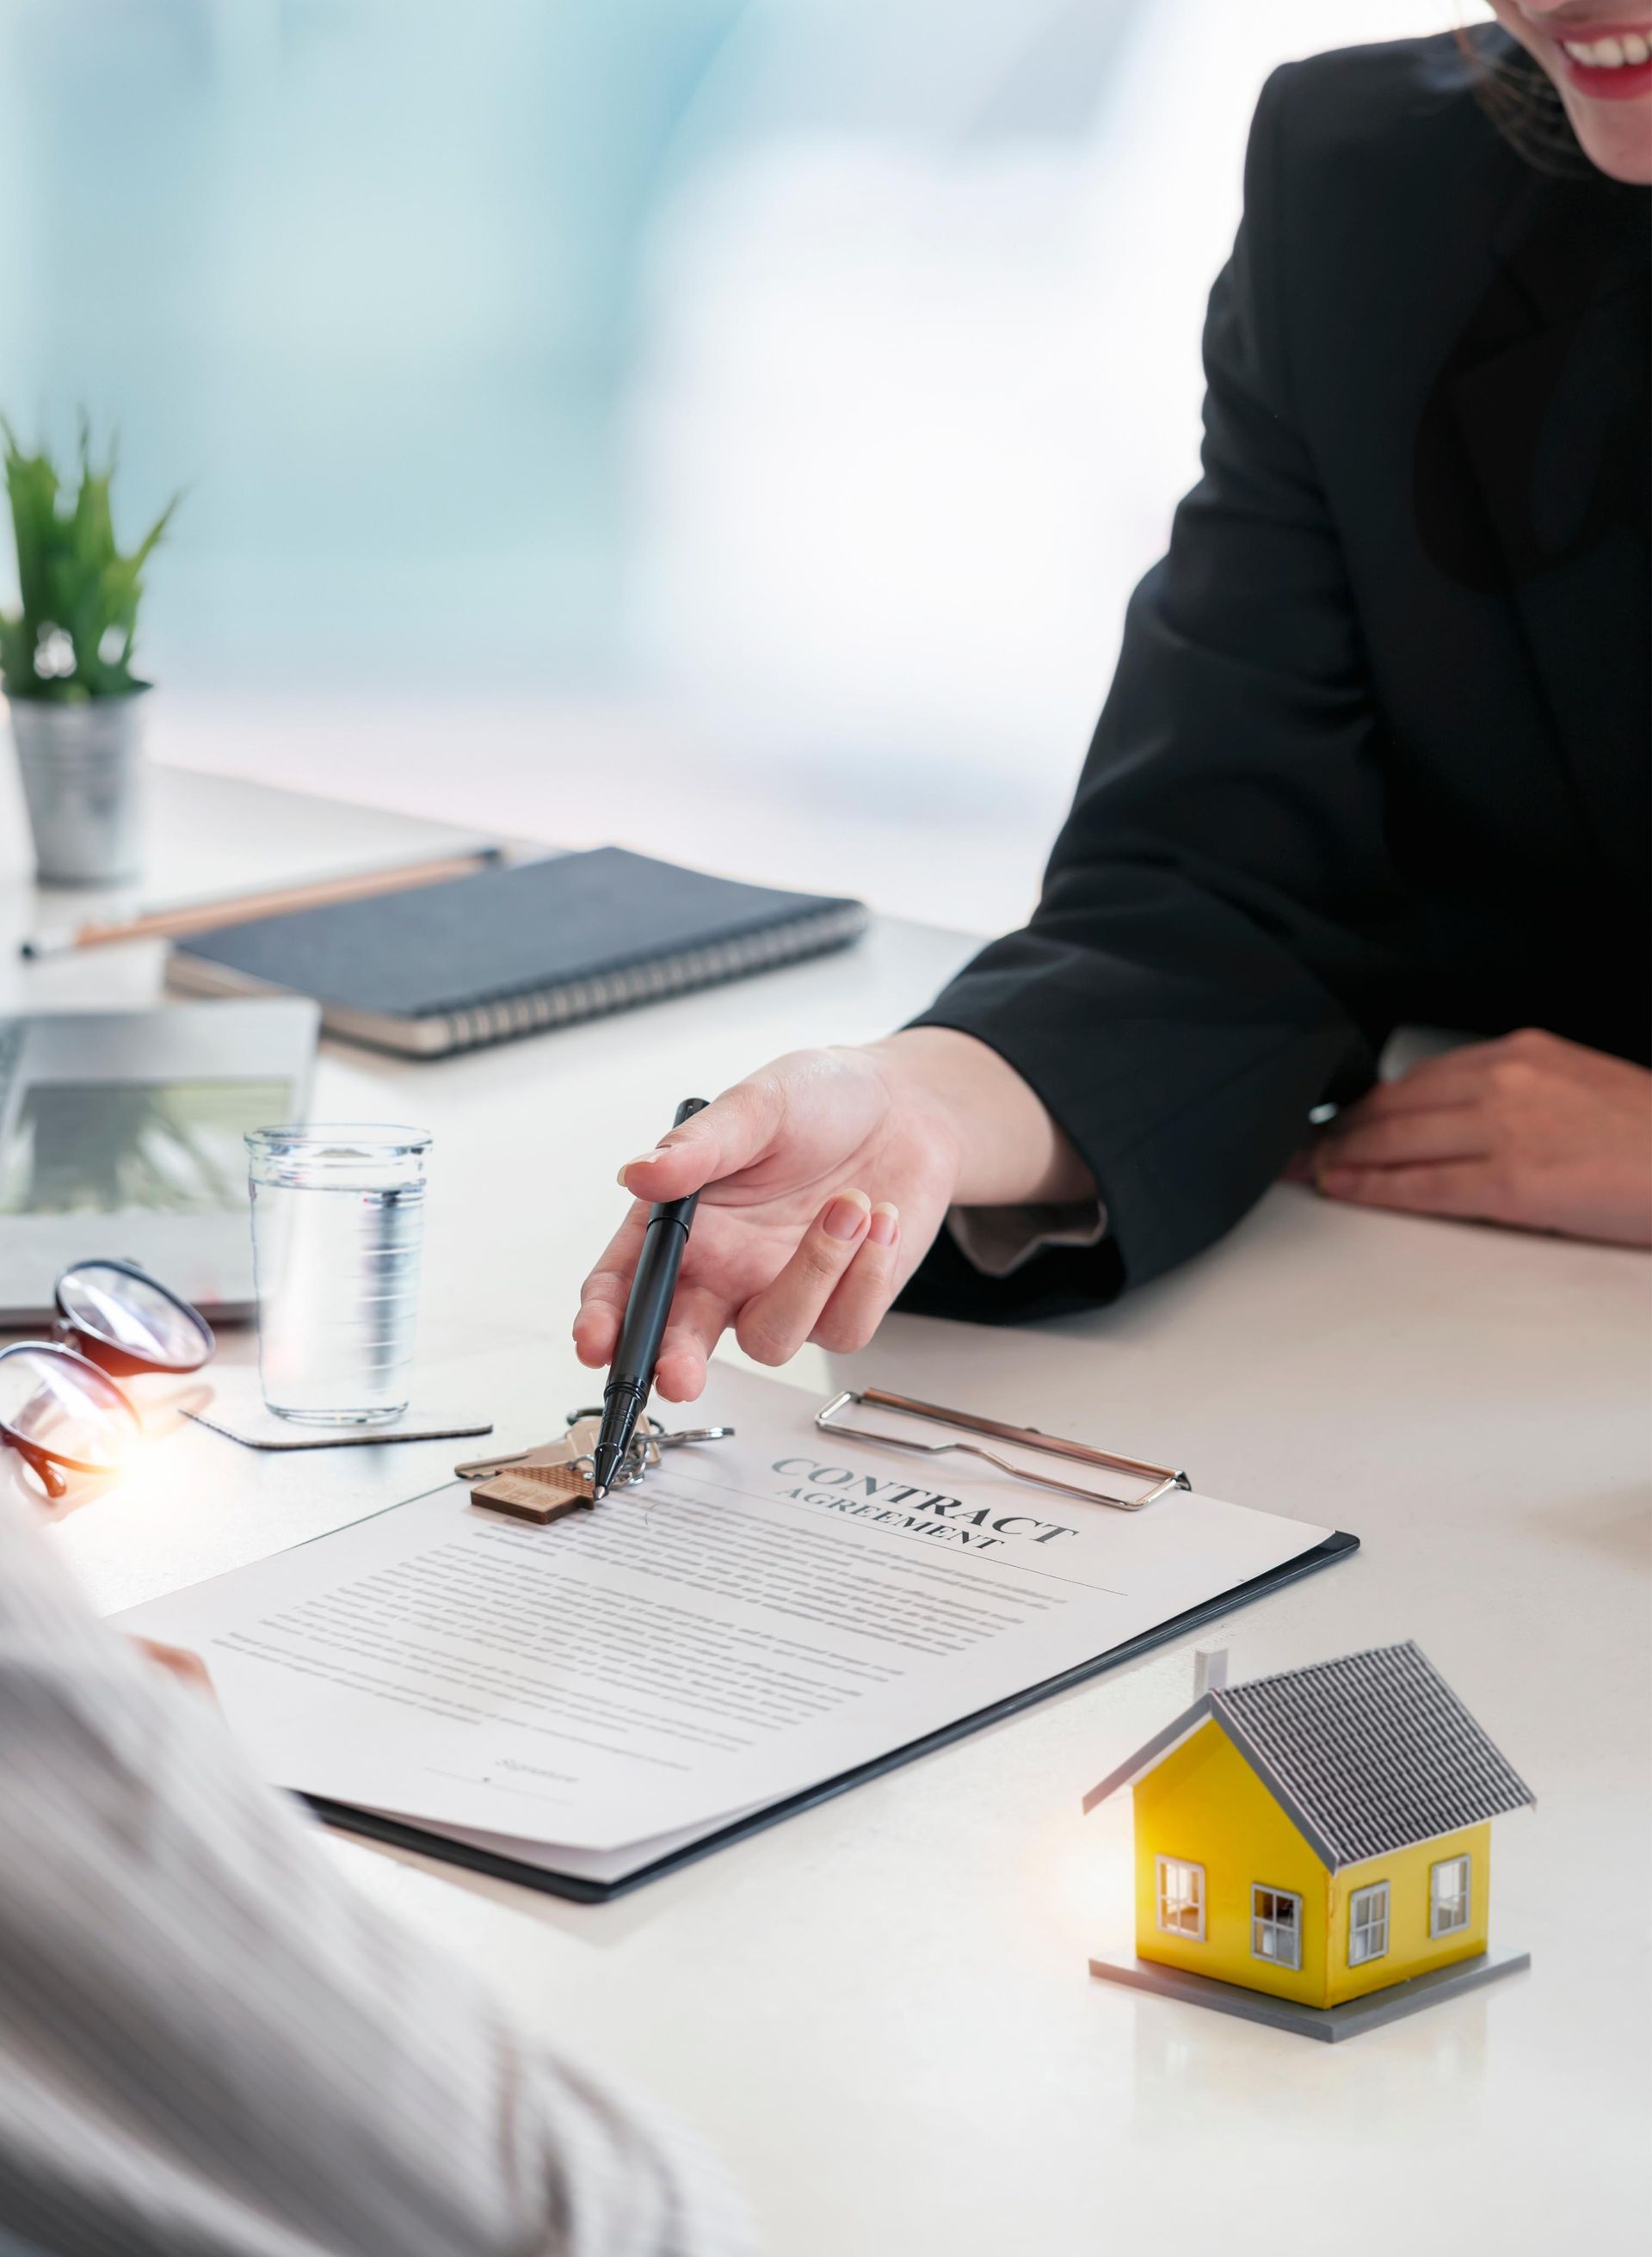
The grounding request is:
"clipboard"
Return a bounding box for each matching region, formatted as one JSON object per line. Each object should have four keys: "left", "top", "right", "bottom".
{"left": 302, "top": 1384, "right": 1358, "bottom": 1901}
{"left": 815, "top": 1385, "right": 1191, "bottom": 1509}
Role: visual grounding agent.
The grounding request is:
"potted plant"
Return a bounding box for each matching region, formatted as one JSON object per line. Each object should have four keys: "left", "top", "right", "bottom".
{"left": 0, "top": 420, "right": 178, "bottom": 884}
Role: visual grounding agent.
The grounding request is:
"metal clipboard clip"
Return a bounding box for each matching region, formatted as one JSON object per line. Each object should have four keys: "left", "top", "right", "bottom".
{"left": 815, "top": 1386, "right": 1189, "bottom": 1513}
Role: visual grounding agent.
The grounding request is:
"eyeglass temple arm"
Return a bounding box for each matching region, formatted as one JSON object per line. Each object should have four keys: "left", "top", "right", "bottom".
{"left": 3, "top": 1439, "right": 67, "bottom": 1500}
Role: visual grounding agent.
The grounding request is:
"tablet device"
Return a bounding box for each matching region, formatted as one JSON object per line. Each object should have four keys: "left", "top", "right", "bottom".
{"left": 0, "top": 1000, "right": 317, "bottom": 1326}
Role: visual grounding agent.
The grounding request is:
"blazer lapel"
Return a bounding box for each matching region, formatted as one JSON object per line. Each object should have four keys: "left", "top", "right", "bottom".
{"left": 1444, "top": 176, "right": 1650, "bottom": 893}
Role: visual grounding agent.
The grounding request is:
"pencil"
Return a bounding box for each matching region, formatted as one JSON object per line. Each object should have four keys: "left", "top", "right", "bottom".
{"left": 18, "top": 845, "right": 504, "bottom": 959}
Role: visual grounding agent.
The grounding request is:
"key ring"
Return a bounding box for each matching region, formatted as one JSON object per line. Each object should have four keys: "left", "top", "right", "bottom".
{"left": 456, "top": 1411, "right": 734, "bottom": 1489}
{"left": 564, "top": 1408, "right": 736, "bottom": 1491}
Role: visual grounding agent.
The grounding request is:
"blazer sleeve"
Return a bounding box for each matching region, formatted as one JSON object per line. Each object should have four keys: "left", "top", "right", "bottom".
{"left": 903, "top": 63, "right": 1413, "bottom": 1317}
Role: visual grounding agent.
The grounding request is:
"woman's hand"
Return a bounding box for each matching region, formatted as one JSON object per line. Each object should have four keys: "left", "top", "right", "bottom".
{"left": 575, "top": 1028, "right": 1090, "bottom": 1399}
{"left": 132, "top": 1637, "right": 217, "bottom": 1701}
{"left": 1312, "top": 1029, "right": 1652, "bottom": 1247}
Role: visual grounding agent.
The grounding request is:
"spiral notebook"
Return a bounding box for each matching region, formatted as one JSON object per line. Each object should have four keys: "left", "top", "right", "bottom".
{"left": 167, "top": 848, "right": 867, "bottom": 1058}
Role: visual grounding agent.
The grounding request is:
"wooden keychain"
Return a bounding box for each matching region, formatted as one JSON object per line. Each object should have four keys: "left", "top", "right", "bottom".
{"left": 455, "top": 1410, "right": 733, "bottom": 1524}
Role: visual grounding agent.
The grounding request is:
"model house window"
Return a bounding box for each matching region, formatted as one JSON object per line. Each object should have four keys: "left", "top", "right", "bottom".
{"left": 1156, "top": 1855, "right": 1205, "bottom": 1939}
{"left": 1430, "top": 1853, "right": 1472, "bottom": 1938}
{"left": 1348, "top": 1881, "right": 1390, "bottom": 1965}
{"left": 1251, "top": 1884, "right": 1303, "bottom": 1970}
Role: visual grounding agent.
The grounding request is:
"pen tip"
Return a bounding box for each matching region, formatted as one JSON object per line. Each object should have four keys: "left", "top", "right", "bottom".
{"left": 590, "top": 1482, "right": 609, "bottom": 1502}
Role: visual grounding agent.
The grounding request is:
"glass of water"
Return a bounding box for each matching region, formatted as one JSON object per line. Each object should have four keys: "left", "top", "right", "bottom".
{"left": 245, "top": 1125, "right": 430, "bottom": 1424}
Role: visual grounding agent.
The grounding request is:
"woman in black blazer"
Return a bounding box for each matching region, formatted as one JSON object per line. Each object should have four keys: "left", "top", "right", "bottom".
{"left": 577, "top": 15, "right": 1651, "bottom": 1397}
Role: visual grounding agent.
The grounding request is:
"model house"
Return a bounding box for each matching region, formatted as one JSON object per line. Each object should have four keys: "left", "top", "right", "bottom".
{"left": 1083, "top": 1641, "right": 1533, "bottom": 2037}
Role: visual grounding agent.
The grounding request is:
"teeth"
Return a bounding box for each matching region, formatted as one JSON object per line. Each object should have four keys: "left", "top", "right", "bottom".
{"left": 1562, "top": 32, "right": 1651, "bottom": 66}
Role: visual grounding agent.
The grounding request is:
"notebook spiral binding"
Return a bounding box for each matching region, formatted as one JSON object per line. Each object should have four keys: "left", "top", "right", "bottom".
{"left": 438, "top": 901, "right": 868, "bottom": 1054}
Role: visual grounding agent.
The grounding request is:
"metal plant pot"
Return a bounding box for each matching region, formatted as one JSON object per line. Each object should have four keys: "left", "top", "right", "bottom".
{"left": 8, "top": 692, "right": 146, "bottom": 885}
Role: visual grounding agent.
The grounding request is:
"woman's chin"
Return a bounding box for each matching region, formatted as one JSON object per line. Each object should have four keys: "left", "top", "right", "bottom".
{"left": 1567, "top": 96, "right": 1652, "bottom": 182}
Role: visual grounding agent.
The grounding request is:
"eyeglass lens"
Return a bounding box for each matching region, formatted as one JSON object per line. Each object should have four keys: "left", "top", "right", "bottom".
{"left": 0, "top": 1347, "right": 139, "bottom": 1472}
{"left": 57, "top": 1263, "right": 213, "bottom": 1372}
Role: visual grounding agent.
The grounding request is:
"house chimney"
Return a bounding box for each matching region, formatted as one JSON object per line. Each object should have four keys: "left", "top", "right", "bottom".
{"left": 1193, "top": 1648, "right": 1229, "bottom": 1696}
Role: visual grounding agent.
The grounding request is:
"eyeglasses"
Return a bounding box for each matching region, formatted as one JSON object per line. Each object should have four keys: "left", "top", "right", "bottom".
{"left": 0, "top": 1260, "right": 213, "bottom": 1499}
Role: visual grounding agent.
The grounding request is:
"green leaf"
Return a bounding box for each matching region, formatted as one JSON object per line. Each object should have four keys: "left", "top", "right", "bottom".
{"left": 0, "top": 416, "right": 178, "bottom": 702}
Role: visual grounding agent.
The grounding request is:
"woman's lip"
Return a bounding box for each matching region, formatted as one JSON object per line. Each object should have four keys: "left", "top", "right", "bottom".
{"left": 1540, "top": 21, "right": 1652, "bottom": 95}
{"left": 1553, "top": 46, "right": 1652, "bottom": 97}
{"left": 1538, "top": 16, "right": 1652, "bottom": 34}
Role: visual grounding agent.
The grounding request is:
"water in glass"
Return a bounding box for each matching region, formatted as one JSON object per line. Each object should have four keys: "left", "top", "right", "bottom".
{"left": 247, "top": 1126, "right": 429, "bottom": 1423}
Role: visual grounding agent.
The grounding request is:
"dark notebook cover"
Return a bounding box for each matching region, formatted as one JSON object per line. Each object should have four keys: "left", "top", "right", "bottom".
{"left": 173, "top": 848, "right": 865, "bottom": 1034}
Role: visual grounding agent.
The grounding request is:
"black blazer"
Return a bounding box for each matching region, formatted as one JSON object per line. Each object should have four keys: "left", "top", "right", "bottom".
{"left": 906, "top": 32, "right": 1649, "bottom": 1322}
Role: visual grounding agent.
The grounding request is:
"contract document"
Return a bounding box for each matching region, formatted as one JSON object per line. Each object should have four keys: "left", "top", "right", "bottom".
{"left": 115, "top": 1367, "right": 1353, "bottom": 1896}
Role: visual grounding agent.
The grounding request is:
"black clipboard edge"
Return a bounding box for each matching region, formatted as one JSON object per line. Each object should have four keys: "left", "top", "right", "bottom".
{"left": 303, "top": 1526, "right": 1358, "bottom": 1903}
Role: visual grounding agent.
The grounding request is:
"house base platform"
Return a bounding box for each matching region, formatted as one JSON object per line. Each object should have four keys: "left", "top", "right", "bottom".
{"left": 1087, "top": 1945, "right": 1531, "bottom": 2042}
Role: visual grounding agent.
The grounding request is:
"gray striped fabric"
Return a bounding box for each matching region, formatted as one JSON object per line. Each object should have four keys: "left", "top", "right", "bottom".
{"left": 0, "top": 1480, "right": 755, "bottom": 2257}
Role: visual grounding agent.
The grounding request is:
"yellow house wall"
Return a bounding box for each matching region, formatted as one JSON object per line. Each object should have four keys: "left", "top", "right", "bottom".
{"left": 1130, "top": 1719, "right": 1494, "bottom": 2009}
{"left": 1132, "top": 1720, "right": 1334, "bottom": 2007}
{"left": 1324, "top": 1823, "right": 1490, "bottom": 2005}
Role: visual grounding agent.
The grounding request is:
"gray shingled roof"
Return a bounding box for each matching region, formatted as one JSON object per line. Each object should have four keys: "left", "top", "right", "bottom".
{"left": 1083, "top": 1641, "right": 1533, "bottom": 1870}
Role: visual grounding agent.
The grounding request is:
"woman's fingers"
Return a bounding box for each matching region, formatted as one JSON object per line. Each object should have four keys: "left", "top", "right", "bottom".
{"left": 1315, "top": 1158, "right": 1503, "bottom": 1220}
{"left": 1333, "top": 1045, "right": 1506, "bottom": 1121}
{"left": 573, "top": 1204, "right": 648, "bottom": 1367}
{"left": 577, "top": 1209, "right": 734, "bottom": 1395}
{"left": 616, "top": 1075, "right": 786, "bottom": 1203}
{"left": 733, "top": 1190, "right": 872, "bottom": 1366}
{"left": 811, "top": 1202, "right": 902, "bottom": 1352}
{"left": 653, "top": 1283, "right": 738, "bottom": 1403}
{"left": 133, "top": 1637, "right": 217, "bottom": 1702}
{"left": 1316, "top": 1103, "right": 1486, "bottom": 1173}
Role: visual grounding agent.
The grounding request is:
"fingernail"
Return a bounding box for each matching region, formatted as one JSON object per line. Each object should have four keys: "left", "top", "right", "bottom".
{"left": 867, "top": 1201, "right": 900, "bottom": 1248}
{"left": 823, "top": 1190, "right": 871, "bottom": 1242}
{"left": 616, "top": 1147, "right": 667, "bottom": 1186}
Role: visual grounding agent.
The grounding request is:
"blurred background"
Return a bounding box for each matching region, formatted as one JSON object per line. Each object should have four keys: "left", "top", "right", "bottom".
{"left": 0, "top": 0, "right": 1482, "bottom": 933}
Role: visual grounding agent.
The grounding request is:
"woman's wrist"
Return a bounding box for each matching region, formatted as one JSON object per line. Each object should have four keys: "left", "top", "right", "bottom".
{"left": 866, "top": 1027, "right": 1095, "bottom": 1210}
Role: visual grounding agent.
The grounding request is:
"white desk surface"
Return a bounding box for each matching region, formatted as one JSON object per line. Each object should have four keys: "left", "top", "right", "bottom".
{"left": 5, "top": 764, "right": 1648, "bottom": 2255}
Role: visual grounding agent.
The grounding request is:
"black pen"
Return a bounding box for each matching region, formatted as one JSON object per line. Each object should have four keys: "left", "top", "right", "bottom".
{"left": 591, "top": 1097, "right": 707, "bottom": 1498}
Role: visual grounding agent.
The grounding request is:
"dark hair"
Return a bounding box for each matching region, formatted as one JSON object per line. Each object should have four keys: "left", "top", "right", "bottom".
{"left": 1455, "top": 22, "right": 1593, "bottom": 176}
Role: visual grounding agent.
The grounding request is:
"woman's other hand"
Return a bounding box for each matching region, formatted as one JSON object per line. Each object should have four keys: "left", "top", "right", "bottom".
{"left": 575, "top": 1028, "right": 1091, "bottom": 1399}
{"left": 132, "top": 1637, "right": 218, "bottom": 1701}
{"left": 1312, "top": 1029, "right": 1652, "bottom": 1246}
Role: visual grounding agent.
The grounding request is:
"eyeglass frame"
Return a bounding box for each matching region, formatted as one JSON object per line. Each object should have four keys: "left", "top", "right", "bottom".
{"left": 0, "top": 1260, "right": 214, "bottom": 1499}
{"left": 50, "top": 1256, "right": 216, "bottom": 1379}
{"left": 0, "top": 1341, "right": 142, "bottom": 1498}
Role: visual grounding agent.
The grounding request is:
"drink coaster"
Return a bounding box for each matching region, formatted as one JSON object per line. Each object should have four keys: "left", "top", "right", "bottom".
{"left": 183, "top": 1370, "right": 493, "bottom": 1451}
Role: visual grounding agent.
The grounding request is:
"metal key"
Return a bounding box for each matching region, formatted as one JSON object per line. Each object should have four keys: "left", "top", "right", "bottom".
{"left": 457, "top": 1410, "right": 736, "bottom": 1521}
{"left": 457, "top": 1415, "right": 602, "bottom": 1525}
{"left": 454, "top": 1433, "right": 589, "bottom": 1483}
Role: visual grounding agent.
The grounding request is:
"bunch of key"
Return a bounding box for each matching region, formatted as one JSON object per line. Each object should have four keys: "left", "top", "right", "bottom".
{"left": 455, "top": 1409, "right": 733, "bottom": 1524}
